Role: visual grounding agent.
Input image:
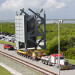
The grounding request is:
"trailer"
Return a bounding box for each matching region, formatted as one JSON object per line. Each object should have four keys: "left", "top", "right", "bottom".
{"left": 17, "top": 49, "right": 45, "bottom": 60}
{"left": 41, "top": 54, "right": 71, "bottom": 70}
{"left": 17, "top": 49, "right": 27, "bottom": 57}
{"left": 31, "top": 50, "right": 45, "bottom": 60}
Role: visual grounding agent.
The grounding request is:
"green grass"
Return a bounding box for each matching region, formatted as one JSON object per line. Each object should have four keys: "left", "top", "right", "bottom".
{"left": 0, "top": 40, "right": 16, "bottom": 47}
{"left": 0, "top": 66, "right": 12, "bottom": 75}
{"left": 67, "top": 59, "right": 75, "bottom": 65}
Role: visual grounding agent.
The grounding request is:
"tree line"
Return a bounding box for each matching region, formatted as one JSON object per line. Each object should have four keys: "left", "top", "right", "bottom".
{"left": 0, "top": 22, "right": 75, "bottom": 59}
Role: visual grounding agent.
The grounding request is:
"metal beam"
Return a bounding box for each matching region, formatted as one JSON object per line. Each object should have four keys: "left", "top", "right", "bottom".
{"left": 28, "top": 8, "right": 44, "bottom": 20}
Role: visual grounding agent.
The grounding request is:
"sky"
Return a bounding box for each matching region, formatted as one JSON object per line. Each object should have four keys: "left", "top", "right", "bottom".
{"left": 0, "top": 0, "right": 75, "bottom": 20}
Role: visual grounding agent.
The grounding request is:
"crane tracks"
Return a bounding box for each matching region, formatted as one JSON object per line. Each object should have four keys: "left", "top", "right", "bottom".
{"left": 0, "top": 51, "right": 57, "bottom": 75}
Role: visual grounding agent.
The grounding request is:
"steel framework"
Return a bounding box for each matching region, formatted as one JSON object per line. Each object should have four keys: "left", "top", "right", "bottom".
{"left": 15, "top": 8, "right": 46, "bottom": 51}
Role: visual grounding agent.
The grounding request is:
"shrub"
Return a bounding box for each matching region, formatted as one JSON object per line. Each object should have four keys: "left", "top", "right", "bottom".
{"left": 63, "top": 47, "right": 75, "bottom": 59}
{"left": 0, "top": 22, "right": 15, "bottom": 34}
{"left": 46, "top": 36, "right": 58, "bottom": 55}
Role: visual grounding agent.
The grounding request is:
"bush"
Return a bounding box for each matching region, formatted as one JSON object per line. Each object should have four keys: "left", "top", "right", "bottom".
{"left": 46, "top": 36, "right": 58, "bottom": 55}
{"left": 0, "top": 22, "right": 15, "bottom": 34}
{"left": 63, "top": 47, "right": 75, "bottom": 59}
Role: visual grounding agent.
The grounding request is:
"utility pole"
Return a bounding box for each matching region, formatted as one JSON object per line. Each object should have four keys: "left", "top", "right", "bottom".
{"left": 58, "top": 21, "right": 60, "bottom": 75}
{"left": 58, "top": 20, "right": 63, "bottom": 75}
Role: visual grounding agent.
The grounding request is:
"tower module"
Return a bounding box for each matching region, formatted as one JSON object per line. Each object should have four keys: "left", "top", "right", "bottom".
{"left": 15, "top": 8, "right": 46, "bottom": 51}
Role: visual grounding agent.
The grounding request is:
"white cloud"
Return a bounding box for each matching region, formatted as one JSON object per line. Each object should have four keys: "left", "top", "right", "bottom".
{"left": 0, "top": 0, "right": 71, "bottom": 11}
{"left": 0, "top": 0, "right": 41, "bottom": 11}
{"left": 41, "top": 0, "right": 66, "bottom": 11}
{"left": 55, "top": 3, "right": 65, "bottom": 9}
{"left": 0, "top": 0, "right": 24, "bottom": 11}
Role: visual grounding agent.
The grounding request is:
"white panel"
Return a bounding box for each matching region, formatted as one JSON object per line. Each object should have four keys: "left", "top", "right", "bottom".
{"left": 20, "top": 31, "right": 23, "bottom": 34}
{"left": 16, "top": 27, "right": 19, "bottom": 30}
{"left": 15, "top": 15, "right": 25, "bottom": 42}
{"left": 16, "top": 32, "right": 19, "bottom": 34}
{"left": 20, "top": 35, "right": 23, "bottom": 38}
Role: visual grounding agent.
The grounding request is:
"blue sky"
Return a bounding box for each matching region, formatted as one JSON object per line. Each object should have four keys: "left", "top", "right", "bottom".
{"left": 0, "top": 0, "right": 75, "bottom": 20}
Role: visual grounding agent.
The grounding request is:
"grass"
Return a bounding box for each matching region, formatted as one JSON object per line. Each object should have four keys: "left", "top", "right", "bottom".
{"left": 0, "top": 66, "right": 12, "bottom": 75}
{"left": 0, "top": 40, "right": 16, "bottom": 47}
{"left": 67, "top": 59, "right": 75, "bottom": 65}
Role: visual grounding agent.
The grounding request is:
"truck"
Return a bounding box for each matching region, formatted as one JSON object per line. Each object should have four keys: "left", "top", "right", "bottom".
{"left": 41, "top": 54, "right": 71, "bottom": 70}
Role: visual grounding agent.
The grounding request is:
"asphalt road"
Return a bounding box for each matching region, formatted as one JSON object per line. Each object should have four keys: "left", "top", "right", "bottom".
{"left": 0, "top": 44, "right": 75, "bottom": 75}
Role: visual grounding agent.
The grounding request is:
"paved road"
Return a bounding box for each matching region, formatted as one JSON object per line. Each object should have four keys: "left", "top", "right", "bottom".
{"left": 0, "top": 44, "right": 75, "bottom": 75}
